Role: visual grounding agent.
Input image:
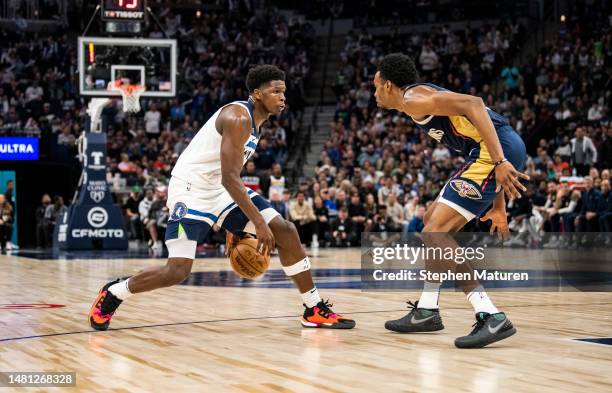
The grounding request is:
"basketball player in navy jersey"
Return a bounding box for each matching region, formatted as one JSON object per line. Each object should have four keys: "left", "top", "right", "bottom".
{"left": 89, "top": 65, "right": 355, "bottom": 330}
{"left": 373, "top": 53, "right": 529, "bottom": 348}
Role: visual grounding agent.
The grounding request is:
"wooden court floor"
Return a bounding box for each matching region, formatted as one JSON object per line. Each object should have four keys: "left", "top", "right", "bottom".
{"left": 0, "top": 249, "right": 611, "bottom": 393}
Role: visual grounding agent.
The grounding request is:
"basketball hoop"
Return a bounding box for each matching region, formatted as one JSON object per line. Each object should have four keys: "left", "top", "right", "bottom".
{"left": 109, "top": 81, "right": 146, "bottom": 113}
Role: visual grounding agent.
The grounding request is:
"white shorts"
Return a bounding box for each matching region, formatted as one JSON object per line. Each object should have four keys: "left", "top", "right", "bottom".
{"left": 164, "top": 176, "right": 280, "bottom": 259}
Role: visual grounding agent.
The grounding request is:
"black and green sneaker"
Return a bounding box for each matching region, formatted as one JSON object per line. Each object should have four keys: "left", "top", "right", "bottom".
{"left": 384, "top": 301, "right": 444, "bottom": 333}
{"left": 454, "top": 312, "right": 516, "bottom": 348}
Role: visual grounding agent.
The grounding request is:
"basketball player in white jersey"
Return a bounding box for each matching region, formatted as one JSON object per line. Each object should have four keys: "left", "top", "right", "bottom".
{"left": 89, "top": 65, "right": 355, "bottom": 330}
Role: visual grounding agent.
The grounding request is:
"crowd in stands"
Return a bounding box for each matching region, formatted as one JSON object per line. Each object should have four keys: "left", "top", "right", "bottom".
{"left": 5, "top": 0, "right": 612, "bottom": 249}
{"left": 1, "top": 2, "right": 312, "bottom": 248}
{"left": 291, "top": 1, "right": 611, "bottom": 248}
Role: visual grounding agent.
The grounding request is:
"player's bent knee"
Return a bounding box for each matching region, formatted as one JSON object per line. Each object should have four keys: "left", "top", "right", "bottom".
{"left": 284, "top": 220, "right": 298, "bottom": 236}
{"left": 270, "top": 218, "right": 298, "bottom": 248}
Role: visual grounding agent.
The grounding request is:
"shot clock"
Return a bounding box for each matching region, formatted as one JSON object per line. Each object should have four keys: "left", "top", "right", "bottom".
{"left": 101, "top": 0, "right": 146, "bottom": 22}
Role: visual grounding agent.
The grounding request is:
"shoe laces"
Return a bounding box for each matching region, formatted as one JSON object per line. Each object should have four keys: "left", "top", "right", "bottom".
{"left": 469, "top": 315, "right": 489, "bottom": 335}
{"left": 317, "top": 299, "right": 336, "bottom": 319}
{"left": 406, "top": 300, "right": 419, "bottom": 311}
{"left": 100, "top": 292, "right": 122, "bottom": 315}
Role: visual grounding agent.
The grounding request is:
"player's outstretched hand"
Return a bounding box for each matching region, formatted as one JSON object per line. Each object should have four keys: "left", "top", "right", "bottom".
{"left": 495, "top": 161, "right": 530, "bottom": 200}
{"left": 480, "top": 208, "right": 510, "bottom": 240}
{"left": 255, "top": 221, "right": 275, "bottom": 257}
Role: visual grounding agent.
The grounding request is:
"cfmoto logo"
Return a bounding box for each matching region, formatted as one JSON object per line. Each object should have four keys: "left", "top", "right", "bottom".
{"left": 87, "top": 207, "right": 108, "bottom": 228}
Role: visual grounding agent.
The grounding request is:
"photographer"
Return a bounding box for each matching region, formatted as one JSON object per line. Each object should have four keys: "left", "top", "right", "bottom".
{"left": 330, "top": 207, "right": 356, "bottom": 247}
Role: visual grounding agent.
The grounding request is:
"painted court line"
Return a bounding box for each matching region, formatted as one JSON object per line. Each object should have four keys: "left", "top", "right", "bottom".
{"left": 1, "top": 302, "right": 610, "bottom": 343}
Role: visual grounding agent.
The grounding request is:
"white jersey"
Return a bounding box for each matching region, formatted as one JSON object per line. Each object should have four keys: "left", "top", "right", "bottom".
{"left": 171, "top": 100, "right": 260, "bottom": 190}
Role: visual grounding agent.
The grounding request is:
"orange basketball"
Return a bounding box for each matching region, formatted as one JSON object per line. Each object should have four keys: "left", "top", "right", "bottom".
{"left": 229, "top": 237, "right": 270, "bottom": 279}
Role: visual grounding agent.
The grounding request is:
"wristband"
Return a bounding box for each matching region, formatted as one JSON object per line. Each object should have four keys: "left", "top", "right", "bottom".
{"left": 493, "top": 158, "right": 508, "bottom": 166}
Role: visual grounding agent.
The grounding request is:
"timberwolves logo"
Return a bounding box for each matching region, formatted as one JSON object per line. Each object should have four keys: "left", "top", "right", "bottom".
{"left": 171, "top": 202, "right": 188, "bottom": 221}
{"left": 450, "top": 179, "right": 482, "bottom": 199}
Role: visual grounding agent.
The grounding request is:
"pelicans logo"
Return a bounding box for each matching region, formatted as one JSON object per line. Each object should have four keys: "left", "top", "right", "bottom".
{"left": 450, "top": 179, "right": 482, "bottom": 199}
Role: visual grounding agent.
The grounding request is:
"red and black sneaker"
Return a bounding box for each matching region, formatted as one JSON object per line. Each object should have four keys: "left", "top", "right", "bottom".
{"left": 89, "top": 279, "right": 123, "bottom": 331}
{"left": 301, "top": 300, "right": 356, "bottom": 329}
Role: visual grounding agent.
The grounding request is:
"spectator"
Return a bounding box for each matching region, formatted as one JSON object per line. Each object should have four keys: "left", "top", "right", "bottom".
{"left": 386, "top": 193, "right": 404, "bottom": 231}
{"left": 270, "top": 191, "right": 288, "bottom": 220}
{"left": 139, "top": 188, "right": 155, "bottom": 239}
{"left": 241, "top": 161, "right": 264, "bottom": 194}
{"left": 44, "top": 196, "right": 66, "bottom": 244}
{"left": 355, "top": 82, "right": 372, "bottom": 109}
{"left": 4, "top": 179, "right": 14, "bottom": 208}
{"left": 321, "top": 188, "right": 338, "bottom": 218}
{"left": 432, "top": 145, "right": 451, "bottom": 162}
{"left": 313, "top": 195, "right": 330, "bottom": 245}
{"left": 124, "top": 187, "right": 143, "bottom": 241}
{"left": 358, "top": 144, "right": 380, "bottom": 167}
{"left": 57, "top": 126, "right": 76, "bottom": 146}
{"left": 330, "top": 207, "right": 356, "bottom": 247}
{"left": 289, "top": 191, "right": 316, "bottom": 246}
{"left": 368, "top": 205, "right": 395, "bottom": 234}
{"left": 268, "top": 163, "right": 286, "bottom": 200}
{"left": 419, "top": 43, "right": 439, "bottom": 74}
{"left": 0, "top": 194, "right": 13, "bottom": 252}
{"left": 377, "top": 176, "right": 400, "bottom": 206}
{"left": 144, "top": 103, "right": 161, "bottom": 136}
{"left": 35, "top": 194, "right": 51, "bottom": 248}
{"left": 571, "top": 127, "right": 598, "bottom": 176}
{"left": 501, "top": 64, "right": 520, "bottom": 90}
{"left": 347, "top": 193, "right": 367, "bottom": 239}
{"left": 146, "top": 187, "right": 168, "bottom": 251}
{"left": 560, "top": 190, "right": 583, "bottom": 234}
{"left": 254, "top": 139, "right": 276, "bottom": 171}
{"left": 405, "top": 205, "right": 426, "bottom": 234}
{"left": 598, "top": 180, "right": 612, "bottom": 235}
{"left": 575, "top": 176, "right": 603, "bottom": 233}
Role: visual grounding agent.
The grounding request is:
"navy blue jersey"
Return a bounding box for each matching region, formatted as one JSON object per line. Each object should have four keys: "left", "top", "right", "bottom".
{"left": 404, "top": 83, "right": 511, "bottom": 162}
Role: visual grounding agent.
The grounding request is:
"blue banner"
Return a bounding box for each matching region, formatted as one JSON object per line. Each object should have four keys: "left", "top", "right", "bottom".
{"left": 0, "top": 137, "right": 39, "bottom": 160}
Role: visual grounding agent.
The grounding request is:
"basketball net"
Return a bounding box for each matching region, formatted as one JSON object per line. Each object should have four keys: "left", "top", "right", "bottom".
{"left": 109, "top": 80, "right": 146, "bottom": 113}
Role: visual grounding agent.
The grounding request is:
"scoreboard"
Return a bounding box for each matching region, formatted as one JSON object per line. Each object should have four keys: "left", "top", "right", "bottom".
{"left": 101, "top": 0, "right": 146, "bottom": 22}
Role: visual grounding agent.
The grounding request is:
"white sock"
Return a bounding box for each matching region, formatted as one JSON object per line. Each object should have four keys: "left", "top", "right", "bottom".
{"left": 301, "top": 286, "right": 322, "bottom": 308}
{"left": 418, "top": 281, "right": 441, "bottom": 309}
{"left": 108, "top": 278, "right": 133, "bottom": 300}
{"left": 467, "top": 285, "right": 499, "bottom": 314}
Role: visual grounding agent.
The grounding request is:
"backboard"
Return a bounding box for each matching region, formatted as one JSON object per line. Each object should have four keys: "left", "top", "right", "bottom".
{"left": 78, "top": 36, "right": 177, "bottom": 98}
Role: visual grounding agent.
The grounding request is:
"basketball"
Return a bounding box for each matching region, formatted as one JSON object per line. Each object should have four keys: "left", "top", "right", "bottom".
{"left": 229, "top": 237, "right": 270, "bottom": 279}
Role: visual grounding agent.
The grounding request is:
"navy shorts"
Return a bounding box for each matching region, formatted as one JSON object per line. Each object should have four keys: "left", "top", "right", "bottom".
{"left": 439, "top": 126, "right": 527, "bottom": 221}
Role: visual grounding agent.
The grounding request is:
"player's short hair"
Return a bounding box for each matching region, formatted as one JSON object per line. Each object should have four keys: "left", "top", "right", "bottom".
{"left": 246, "top": 65, "right": 285, "bottom": 92}
{"left": 378, "top": 53, "right": 418, "bottom": 88}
